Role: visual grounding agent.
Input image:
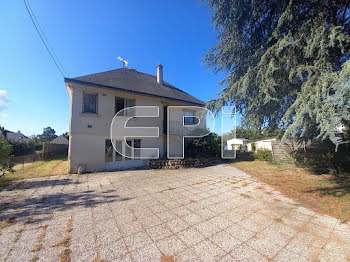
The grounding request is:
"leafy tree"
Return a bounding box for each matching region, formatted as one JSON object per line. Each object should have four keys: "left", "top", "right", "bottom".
{"left": 185, "top": 132, "right": 221, "bottom": 158}
{"left": 9, "top": 139, "right": 36, "bottom": 156}
{"left": 37, "top": 127, "right": 57, "bottom": 142}
{"left": 224, "top": 126, "right": 281, "bottom": 142}
{"left": 204, "top": 0, "right": 350, "bottom": 148}
{"left": 255, "top": 149, "right": 273, "bottom": 162}
{"left": 0, "top": 125, "right": 8, "bottom": 137}
{"left": 0, "top": 129, "right": 13, "bottom": 175}
{"left": 62, "top": 132, "right": 69, "bottom": 140}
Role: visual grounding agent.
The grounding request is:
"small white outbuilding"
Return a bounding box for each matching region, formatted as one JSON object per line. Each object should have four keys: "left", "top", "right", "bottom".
{"left": 226, "top": 138, "right": 249, "bottom": 151}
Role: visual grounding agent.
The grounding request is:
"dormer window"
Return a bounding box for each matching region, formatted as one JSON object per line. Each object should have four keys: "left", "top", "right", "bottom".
{"left": 83, "top": 93, "right": 97, "bottom": 114}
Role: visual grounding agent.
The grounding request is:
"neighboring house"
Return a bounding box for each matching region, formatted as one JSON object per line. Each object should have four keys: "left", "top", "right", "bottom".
{"left": 227, "top": 138, "right": 249, "bottom": 152}
{"left": 65, "top": 65, "right": 205, "bottom": 173}
{"left": 254, "top": 137, "right": 277, "bottom": 151}
{"left": 50, "top": 135, "right": 69, "bottom": 145}
{"left": 6, "top": 131, "right": 28, "bottom": 142}
{"left": 253, "top": 137, "right": 301, "bottom": 164}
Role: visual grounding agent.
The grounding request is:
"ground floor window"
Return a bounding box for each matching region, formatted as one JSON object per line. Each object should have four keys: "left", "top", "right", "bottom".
{"left": 134, "top": 139, "right": 141, "bottom": 159}
{"left": 126, "top": 140, "right": 132, "bottom": 161}
{"left": 105, "top": 139, "right": 141, "bottom": 162}
{"left": 115, "top": 140, "right": 122, "bottom": 161}
{"left": 105, "top": 140, "right": 113, "bottom": 162}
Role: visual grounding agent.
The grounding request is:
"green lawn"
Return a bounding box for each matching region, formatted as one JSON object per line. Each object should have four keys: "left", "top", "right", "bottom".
{"left": 0, "top": 156, "right": 68, "bottom": 190}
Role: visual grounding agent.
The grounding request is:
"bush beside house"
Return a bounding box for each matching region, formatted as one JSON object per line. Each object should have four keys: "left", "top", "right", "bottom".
{"left": 292, "top": 140, "right": 350, "bottom": 174}
{"left": 185, "top": 132, "right": 221, "bottom": 159}
{"left": 0, "top": 132, "right": 13, "bottom": 175}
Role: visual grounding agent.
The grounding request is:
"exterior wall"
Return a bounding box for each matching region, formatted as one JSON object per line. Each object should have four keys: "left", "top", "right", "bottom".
{"left": 69, "top": 134, "right": 105, "bottom": 172}
{"left": 67, "top": 83, "right": 205, "bottom": 173}
{"left": 247, "top": 143, "right": 253, "bottom": 152}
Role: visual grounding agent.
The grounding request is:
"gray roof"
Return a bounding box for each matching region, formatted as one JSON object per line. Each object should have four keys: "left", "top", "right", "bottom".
{"left": 50, "top": 135, "right": 69, "bottom": 145}
{"left": 65, "top": 68, "right": 204, "bottom": 106}
{"left": 6, "top": 131, "right": 28, "bottom": 141}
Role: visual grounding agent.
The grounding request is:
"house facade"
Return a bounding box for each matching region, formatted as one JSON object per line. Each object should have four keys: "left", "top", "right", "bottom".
{"left": 65, "top": 65, "right": 205, "bottom": 173}
{"left": 227, "top": 138, "right": 249, "bottom": 152}
{"left": 254, "top": 137, "right": 277, "bottom": 151}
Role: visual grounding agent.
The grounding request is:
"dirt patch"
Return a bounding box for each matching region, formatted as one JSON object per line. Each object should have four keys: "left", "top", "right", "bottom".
{"left": 256, "top": 185, "right": 266, "bottom": 190}
{"left": 56, "top": 218, "right": 73, "bottom": 262}
{"left": 32, "top": 225, "right": 47, "bottom": 252}
{"left": 52, "top": 161, "right": 68, "bottom": 175}
{"left": 0, "top": 216, "right": 16, "bottom": 230}
{"left": 160, "top": 254, "right": 175, "bottom": 262}
{"left": 240, "top": 193, "right": 251, "bottom": 198}
{"left": 232, "top": 160, "right": 350, "bottom": 222}
{"left": 59, "top": 248, "right": 72, "bottom": 262}
{"left": 66, "top": 218, "right": 73, "bottom": 234}
{"left": 54, "top": 236, "right": 71, "bottom": 248}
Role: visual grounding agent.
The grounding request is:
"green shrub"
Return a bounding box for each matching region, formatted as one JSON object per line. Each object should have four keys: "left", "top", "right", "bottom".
{"left": 9, "top": 139, "right": 37, "bottom": 156}
{"left": 185, "top": 131, "right": 221, "bottom": 159}
{"left": 255, "top": 149, "right": 273, "bottom": 162}
{"left": 0, "top": 133, "right": 13, "bottom": 175}
{"left": 236, "top": 152, "right": 255, "bottom": 161}
{"left": 292, "top": 139, "right": 350, "bottom": 174}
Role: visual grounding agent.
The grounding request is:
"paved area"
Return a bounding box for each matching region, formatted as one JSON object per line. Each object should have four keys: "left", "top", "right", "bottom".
{"left": 0, "top": 164, "right": 349, "bottom": 262}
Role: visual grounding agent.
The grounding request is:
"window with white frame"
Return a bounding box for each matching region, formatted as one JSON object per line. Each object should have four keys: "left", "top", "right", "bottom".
{"left": 183, "top": 110, "right": 195, "bottom": 125}
{"left": 115, "top": 97, "right": 135, "bottom": 116}
{"left": 105, "top": 140, "right": 113, "bottom": 162}
{"left": 125, "top": 139, "right": 141, "bottom": 160}
{"left": 115, "top": 140, "right": 122, "bottom": 161}
{"left": 105, "top": 139, "right": 141, "bottom": 162}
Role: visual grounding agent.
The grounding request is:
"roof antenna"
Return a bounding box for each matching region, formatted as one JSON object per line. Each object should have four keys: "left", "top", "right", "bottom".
{"left": 117, "top": 56, "right": 129, "bottom": 68}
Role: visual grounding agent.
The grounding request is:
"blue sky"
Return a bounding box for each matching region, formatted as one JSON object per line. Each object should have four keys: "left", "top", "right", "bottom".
{"left": 0, "top": 0, "right": 238, "bottom": 136}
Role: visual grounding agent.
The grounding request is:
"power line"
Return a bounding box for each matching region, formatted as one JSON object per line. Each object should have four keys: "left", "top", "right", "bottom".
{"left": 24, "top": 0, "right": 69, "bottom": 78}
{"left": 25, "top": 0, "right": 68, "bottom": 77}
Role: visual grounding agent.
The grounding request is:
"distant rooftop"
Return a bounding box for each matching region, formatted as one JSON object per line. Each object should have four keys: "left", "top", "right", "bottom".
{"left": 6, "top": 131, "right": 28, "bottom": 141}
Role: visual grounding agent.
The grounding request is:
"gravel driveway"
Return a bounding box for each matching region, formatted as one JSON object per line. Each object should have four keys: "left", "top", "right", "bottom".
{"left": 0, "top": 164, "right": 349, "bottom": 261}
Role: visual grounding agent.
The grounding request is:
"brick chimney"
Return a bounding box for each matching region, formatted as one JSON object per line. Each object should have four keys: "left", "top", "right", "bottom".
{"left": 157, "top": 64, "right": 163, "bottom": 84}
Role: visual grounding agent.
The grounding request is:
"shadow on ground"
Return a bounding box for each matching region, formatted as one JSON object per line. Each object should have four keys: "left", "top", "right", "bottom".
{"left": 0, "top": 178, "right": 133, "bottom": 226}
{"left": 305, "top": 174, "right": 350, "bottom": 198}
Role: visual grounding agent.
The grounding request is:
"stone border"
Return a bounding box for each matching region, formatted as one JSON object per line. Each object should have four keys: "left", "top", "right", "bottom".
{"left": 149, "top": 159, "right": 210, "bottom": 169}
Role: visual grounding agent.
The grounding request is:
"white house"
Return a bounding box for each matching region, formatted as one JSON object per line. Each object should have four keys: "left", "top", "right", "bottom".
{"left": 254, "top": 137, "right": 277, "bottom": 151}
{"left": 227, "top": 138, "right": 249, "bottom": 151}
{"left": 65, "top": 65, "right": 206, "bottom": 173}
